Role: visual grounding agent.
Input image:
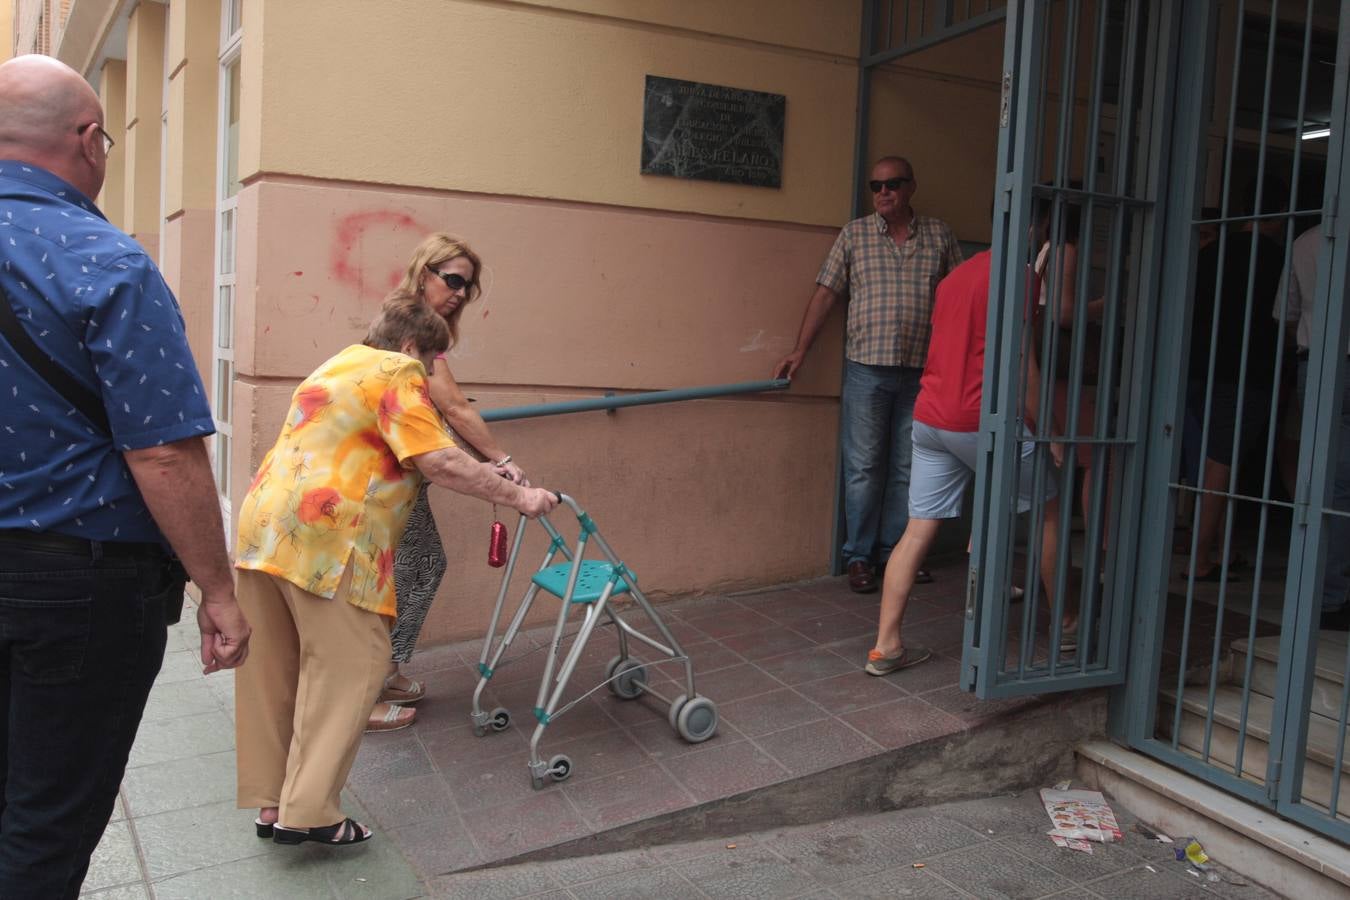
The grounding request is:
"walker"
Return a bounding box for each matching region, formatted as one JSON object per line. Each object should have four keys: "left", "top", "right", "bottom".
{"left": 468, "top": 493, "right": 718, "bottom": 789}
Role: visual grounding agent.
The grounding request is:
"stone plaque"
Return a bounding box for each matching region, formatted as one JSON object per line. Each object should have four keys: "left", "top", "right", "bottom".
{"left": 641, "top": 75, "right": 785, "bottom": 188}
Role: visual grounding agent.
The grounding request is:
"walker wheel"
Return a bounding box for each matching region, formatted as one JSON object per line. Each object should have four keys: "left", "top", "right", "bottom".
{"left": 606, "top": 657, "right": 647, "bottom": 700}
{"left": 668, "top": 693, "right": 688, "bottom": 731}
{"left": 676, "top": 697, "right": 718, "bottom": 744}
{"left": 548, "top": 754, "right": 573, "bottom": 783}
{"left": 488, "top": 707, "right": 511, "bottom": 732}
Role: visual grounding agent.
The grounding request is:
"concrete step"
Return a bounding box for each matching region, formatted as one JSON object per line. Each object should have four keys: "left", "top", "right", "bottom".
{"left": 1157, "top": 683, "right": 1350, "bottom": 821}
{"left": 1077, "top": 741, "right": 1350, "bottom": 900}
{"left": 1231, "top": 631, "right": 1348, "bottom": 721}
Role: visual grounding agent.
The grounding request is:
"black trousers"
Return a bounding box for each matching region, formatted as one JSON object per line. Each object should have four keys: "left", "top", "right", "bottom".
{"left": 0, "top": 532, "right": 179, "bottom": 900}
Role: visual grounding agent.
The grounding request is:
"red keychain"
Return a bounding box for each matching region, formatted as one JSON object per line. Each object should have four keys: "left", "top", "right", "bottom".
{"left": 488, "top": 504, "right": 508, "bottom": 568}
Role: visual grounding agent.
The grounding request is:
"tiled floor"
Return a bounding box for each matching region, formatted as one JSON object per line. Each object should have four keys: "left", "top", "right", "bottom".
{"left": 356, "top": 566, "right": 1032, "bottom": 879}
{"left": 81, "top": 560, "right": 1060, "bottom": 897}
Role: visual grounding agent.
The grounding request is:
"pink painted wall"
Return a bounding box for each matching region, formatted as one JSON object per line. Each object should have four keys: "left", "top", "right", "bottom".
{"left": 233, "top": 377, "right": 840, "bottom": 644}
{"left": 233, "top": 179, "right": 843, "bottom": 397}
{"left": 230, "top": 177, "right": 847, "bottom": 644}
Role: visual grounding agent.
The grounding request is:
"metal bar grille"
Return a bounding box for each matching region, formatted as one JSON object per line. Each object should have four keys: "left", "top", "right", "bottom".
{"left": 1122, "top": 0, "right": 1350, "bottom": 845}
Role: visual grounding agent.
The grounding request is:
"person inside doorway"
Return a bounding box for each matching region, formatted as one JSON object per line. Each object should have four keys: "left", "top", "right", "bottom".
{"left": 1272, "top": 222, "right": 1350, "bottom": 629}
{"left": 772, "top": 156, "right": 963, "bottom": 595}
{"left": 1184, "top": 176, "right": 1288, "bottom": 582}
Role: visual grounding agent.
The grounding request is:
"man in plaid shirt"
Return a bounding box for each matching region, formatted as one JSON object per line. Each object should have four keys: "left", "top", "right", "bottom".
{"left": 773, "top": 156, "right": 963, "bottom": 596}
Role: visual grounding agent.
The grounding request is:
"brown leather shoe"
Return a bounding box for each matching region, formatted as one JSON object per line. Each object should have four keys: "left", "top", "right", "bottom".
{"left": 847, "top": 561, "right": 877, "bottom": 593}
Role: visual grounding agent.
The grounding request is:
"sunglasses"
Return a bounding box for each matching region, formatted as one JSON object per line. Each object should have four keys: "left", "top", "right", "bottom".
{"left": 869, "top": 177, "right": 912, "bottom": 193}
{"left": 426, "top": 266, "right": 473, "bottom": 293}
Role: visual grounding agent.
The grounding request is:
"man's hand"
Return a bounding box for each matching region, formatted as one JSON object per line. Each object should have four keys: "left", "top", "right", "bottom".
{"left": 197, "top": 586, "right": 251, "bottom": 675}
{"left": 515, "top": 487, "right": 559, "bottom": 519}
{"left": 772, "top": 350, "right": 806, "bottom": 380}
{"left": 773, "top": 284, "right": 839, "bottom": 381}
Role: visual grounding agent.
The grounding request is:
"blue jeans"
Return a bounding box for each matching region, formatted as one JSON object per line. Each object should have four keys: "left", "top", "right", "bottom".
{"left": 0, "top": 534, "right": 177, "bottom": 900}
{"left": 840, "top": 360, "right": 924, "bottom": 566}
{"left": 1299, "top": 359, "right": 1350, "bottom": 612}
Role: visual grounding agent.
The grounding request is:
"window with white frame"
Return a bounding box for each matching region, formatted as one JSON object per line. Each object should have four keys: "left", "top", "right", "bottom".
{"left": 212, "top": 4, "right": 242, "bottom": 520}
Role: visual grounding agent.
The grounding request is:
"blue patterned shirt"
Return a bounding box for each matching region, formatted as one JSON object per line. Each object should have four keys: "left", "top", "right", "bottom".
{"left": 0, "top": 162, "right": 214, "bottom": 542}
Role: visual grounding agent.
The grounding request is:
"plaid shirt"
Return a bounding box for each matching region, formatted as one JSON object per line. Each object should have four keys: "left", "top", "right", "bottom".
{"left": 817, "top": 212, "right": 964, "bottom": 367}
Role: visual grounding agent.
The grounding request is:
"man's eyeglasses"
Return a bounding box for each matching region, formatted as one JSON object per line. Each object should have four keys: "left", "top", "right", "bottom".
{"left": 869, "top": 177, "right": 912, "bottom": 193}
{"left": 78, "top": 122, "right": 116, "bottom": 154}
{"left": 426, "top": 266, "right": 472, "bottom": 293}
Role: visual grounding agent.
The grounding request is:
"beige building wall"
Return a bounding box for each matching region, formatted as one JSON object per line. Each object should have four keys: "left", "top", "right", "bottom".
{"left": 122, "top": 0, "right": 164, "bottom": 260}
{"left": 1, "top": 0, "right": 14, "bottom": 62}
{"left": 231, "top": 0, "right": 860, "bottom": 644}
{"left": 868, "top": 23, "right": 1005, "bottom": 246}
{"left": 241, "top": 1, "right": 858, "bottom": 228}
{"left": 160, "top": 0, "right": 220, "bottom": 376}
{"left": 96, "top": 58, "right": 126, "bottom": 225}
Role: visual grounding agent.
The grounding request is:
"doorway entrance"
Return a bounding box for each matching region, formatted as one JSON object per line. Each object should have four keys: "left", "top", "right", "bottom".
{"left": 856, "top": 0, "right": 1350, "bottom": 843}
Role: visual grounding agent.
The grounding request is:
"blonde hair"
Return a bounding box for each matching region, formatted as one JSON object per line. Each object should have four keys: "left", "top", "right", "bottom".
{"left": 364, "top": 298, "right": 451, "bottom": 357}
{"left": 386, "top": 232, "right": 484, "bottom": 347}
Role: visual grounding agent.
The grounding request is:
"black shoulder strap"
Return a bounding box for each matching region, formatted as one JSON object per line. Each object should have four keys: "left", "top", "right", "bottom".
{"left": 0, "top": 282, "right": 111, "bottom": 435}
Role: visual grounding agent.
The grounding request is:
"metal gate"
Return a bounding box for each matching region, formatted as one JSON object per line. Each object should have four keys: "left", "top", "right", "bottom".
{"left": 964, "top": 0, "right": 1173, "bottom": 698}
{"left": 1119, "top": 0, "right": 1350, "bottom": 844}
{"left": 956, "top": 0, "right": 1350, "bottom": 843}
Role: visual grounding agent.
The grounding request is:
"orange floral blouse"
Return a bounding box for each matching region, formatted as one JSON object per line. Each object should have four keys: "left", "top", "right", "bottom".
{"left": 235, "top": 345, "right": 457, "bottom": 616}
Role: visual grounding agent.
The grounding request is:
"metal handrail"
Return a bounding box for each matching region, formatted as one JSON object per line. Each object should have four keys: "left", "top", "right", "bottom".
{"left": 480, "top": 378, "right": 790, "bottom": 423}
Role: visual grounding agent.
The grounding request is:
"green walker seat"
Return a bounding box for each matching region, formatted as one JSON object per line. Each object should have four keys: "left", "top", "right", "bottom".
{"left": 531, "top": 560, "right": 634, "bottom": 604}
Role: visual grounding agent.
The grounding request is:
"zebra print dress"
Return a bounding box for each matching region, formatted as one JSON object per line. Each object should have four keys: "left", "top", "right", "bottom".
{"left": 389, "top": 483, "right": 448, "bottom": 663}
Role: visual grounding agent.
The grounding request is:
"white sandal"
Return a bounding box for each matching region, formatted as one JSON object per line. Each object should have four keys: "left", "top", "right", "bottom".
{"left": 378, "top": 674, "right": 425, "bottom": 704}
{"left": 365, "top": 703, "right": 416, "bottom": 734}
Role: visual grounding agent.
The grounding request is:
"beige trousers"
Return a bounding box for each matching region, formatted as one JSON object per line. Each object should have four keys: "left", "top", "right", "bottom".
{"left": 234, "top": 567, "right": 390, "bottom": 827}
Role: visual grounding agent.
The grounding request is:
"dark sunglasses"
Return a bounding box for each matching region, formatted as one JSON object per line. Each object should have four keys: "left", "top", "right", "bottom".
{"left": 869, "top": 177, "right": 912, "bottom": 193}
{"left": 426, "top": 266, "right": 472, "bottom": 293}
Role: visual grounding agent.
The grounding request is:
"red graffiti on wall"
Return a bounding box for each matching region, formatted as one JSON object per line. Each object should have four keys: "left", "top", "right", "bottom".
{"left": 330, "top": 210, "right": 429, "bottom": 300}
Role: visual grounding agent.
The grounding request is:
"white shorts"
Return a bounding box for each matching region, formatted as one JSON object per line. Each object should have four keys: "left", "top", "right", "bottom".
{"left": 908, "top": 421, "right": 1057, "bottom": 519}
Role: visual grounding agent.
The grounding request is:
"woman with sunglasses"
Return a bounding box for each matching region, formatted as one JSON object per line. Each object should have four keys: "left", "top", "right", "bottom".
{"left": 366, "top": 233, "right": 528, "bottom": 732}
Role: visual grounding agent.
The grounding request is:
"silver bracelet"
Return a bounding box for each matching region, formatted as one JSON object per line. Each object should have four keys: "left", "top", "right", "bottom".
{"left": 494, "top": 455, "right": 512, "bottom": 467}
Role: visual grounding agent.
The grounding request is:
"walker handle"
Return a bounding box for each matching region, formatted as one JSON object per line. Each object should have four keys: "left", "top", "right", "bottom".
{"left": 550, "top": 492, "right": 584, "bottom": 516}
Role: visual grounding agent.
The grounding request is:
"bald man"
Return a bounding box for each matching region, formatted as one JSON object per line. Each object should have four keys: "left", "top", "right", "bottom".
{"left": 0, "top": 55, "right": 249, "bottom": 899}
